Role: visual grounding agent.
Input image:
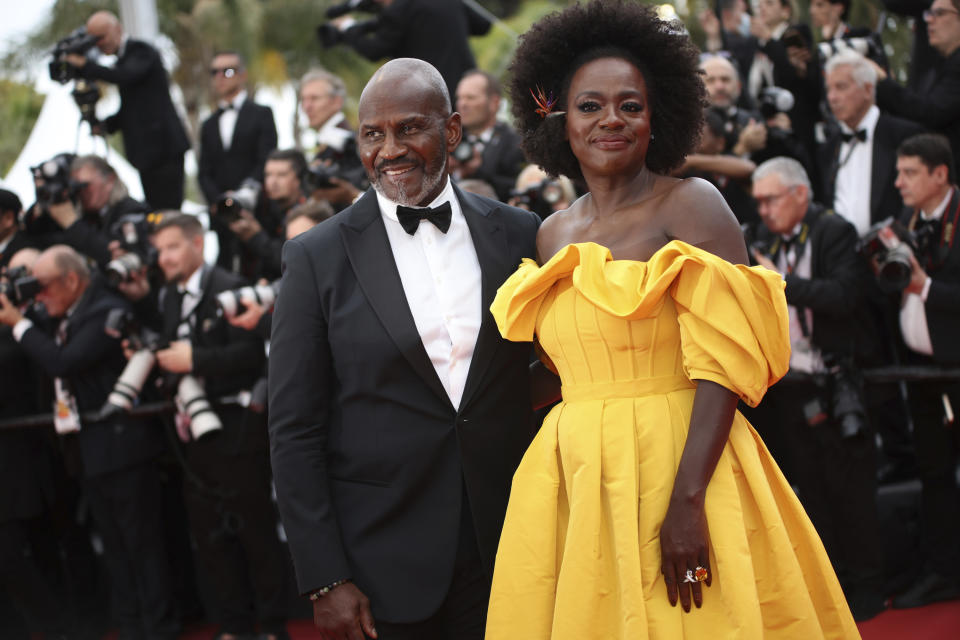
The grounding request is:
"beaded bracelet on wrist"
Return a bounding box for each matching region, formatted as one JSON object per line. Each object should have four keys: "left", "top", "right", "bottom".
{"left": 309, "top": 578, "right": 350, "bottom": 601}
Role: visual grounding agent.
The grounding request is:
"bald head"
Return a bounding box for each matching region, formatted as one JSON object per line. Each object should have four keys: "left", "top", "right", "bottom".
{"left": 8, "top": 248, "right": 41, "bottom": 272}
{"left": 86, "top": 11, "right": 123, "bottom": 55}
{"left": 33, "top": 246, "right": 90, "bottom": 317}
{"left": 700, "top": 55, "right": 742, "bottom": 109}
{"left": 360, "top": 58, "right": 451, "bottom": 116}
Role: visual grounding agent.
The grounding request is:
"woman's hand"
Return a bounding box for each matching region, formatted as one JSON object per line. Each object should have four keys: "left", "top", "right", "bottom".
{"left": 659, "top": 496, "right": 712, "bottom": 612}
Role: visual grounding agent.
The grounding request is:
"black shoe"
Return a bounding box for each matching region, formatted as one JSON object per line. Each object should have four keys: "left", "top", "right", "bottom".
{"left": 891, "top": 572, "right": 960, "bottom": 609}
{"left": 847, "top": 590, "right": 887, "bottom": 622}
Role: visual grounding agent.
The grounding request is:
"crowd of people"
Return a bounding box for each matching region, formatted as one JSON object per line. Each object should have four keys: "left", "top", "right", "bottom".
{"left": 1, "top": 0, "right": 960, "bottom": 639}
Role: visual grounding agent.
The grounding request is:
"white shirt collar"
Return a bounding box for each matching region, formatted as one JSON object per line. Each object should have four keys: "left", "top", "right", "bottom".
{"left": 316, "top": 112, "right": 351, "bottom": 152}
{"left": 840, "top": 104, "right": 880, "bottom": 138}
{"left": 178, "top": 265, "right": 204, "bottom": 297}
{"left": 117, "top": 35, "right": 130, "bottom": 58}
{"left": 771, "top": 22, "right": 789, "bottom": 41}
{"left": 922, "top": 188, "right": 954, "bottom": 221}
{"left": 376, "top": 177, "right": 455, "bottom": 224}
{"left": 781, "top": 221, "right": 804, "bottom": 241}
{"left": 219, "top": 89, "right": 247, "bottom": 111}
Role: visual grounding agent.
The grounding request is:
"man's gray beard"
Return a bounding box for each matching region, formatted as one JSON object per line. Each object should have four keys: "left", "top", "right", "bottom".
{"left": 372, "top": 161, "right": 446, "bottom": 207}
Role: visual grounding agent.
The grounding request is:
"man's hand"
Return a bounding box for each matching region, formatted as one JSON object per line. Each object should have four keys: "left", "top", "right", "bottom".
{"left": 116, "top": 265, "right": 151, "bottom": 302}
{"left": 312, "top": 582, "right": 377, "bottom": 640}
{"left": 752, "top": 249, "right": 780, "bottom": 274}
{"left": 156, "top": 340, "right": 193, "bottom": 373}
{"left": 47, "top": 200, "right": 79, "bottom": 229}
{"left": 733, "top": 120, "right": 767, "bottom": 156}
{"left": 310, "top": 177, "right": 361, "bottom": 206}
{"left": 228, "top": 210, "right": 263, "bottom": 242}
{"left": 64, "top": 53, "right": 87, "bottom": 68}
{"left": 785, "top": 45, "right": 811, "bottom": 77}
{"left": 905, "top": 251, "right": 929, "bottom": 296}
{"left": 0, "top": 293, "right": 24, "bottom": 327}
{"left": 227, "top": 300, "right": 267, "bottom": 331}
{"left": 449, "top": 148, "right": 482, "bottom": 179}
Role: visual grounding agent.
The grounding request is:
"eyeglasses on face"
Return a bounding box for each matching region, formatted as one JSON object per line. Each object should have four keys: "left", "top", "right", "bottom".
{"left": 924, "top": 7, "right": 960, "bottom": 19}
{"left": 210, "top": 67, "right": 238, "bottom": 78}
{"left": 754, "top": 188, "right": 795, "bottom": 208}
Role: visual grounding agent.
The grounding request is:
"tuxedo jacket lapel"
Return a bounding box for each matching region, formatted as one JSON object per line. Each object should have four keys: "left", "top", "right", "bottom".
{"left": 871, "top": 119, "right": 895, "bottom": 223}
{"left": 458, "top": 186, "right": 511, "bottom": 412}
{"left": 339, "top": 191, "right": 452, "bottom": 408}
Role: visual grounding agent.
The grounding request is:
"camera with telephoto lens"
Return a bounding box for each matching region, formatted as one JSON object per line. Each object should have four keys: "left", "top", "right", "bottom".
{"left": 0, "top": 265, "right": 42, "bottom": 307}
{"left": 317, "top": 0, "right": 382, "bottom": 47}
{"left": 825, "top": 355, "right": 868, "bottom": 440}
{"left": 857, "top": 218, "right": 938, "bottom": 293}
{"left": 49, "top": 28, "right": 102, "bottom": 126}
{"left": 758, "top": 87, "right": 795, "bottom": 120}
{"left": 101, "top": 308, "right": 167, "bottom": 416}
{"left": 214, "top": 178, "right": 261, "bottom": 225}
{"left": 741, "top": 222, "right": 772, "bottom": 258}
{"left": 453, "top": 138, "right": 480, "bottom": 164}
{"left": 105, "top": 213, "right": 161, "bottom": 286}
{"left": 31, "top": 153, "right": 83, "bottom": 210}
{"left": 216, "top": 280, "right": 281, "bottom": 319}
{"left": 510, "top": 179, "right": 566, "bottom": 220}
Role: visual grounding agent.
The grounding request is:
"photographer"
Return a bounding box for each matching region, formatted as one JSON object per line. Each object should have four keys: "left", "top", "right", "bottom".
{"left": 221, "top": 149, "right": 307, "bottom": 281}
{"left": 0, "top": 245, "right": 177, "bottom": 638}
{"left": 198, "top": 51, "right": 278, "bottom": 211}
{"left": 746, "top": 158, "right": 885, "bottom": 621}
{"left": 449, "top": 70, "right": 526, "bottom": 202}
{"left": 61, "top": 11, "right": 189, "bottom": 210}
{"left": 147, "top": 214, "right": 290, "bottom": 639}
{"left": 299, "top": 69, "right": 366, "bottom": 210}
{"left": 508, "top": 165, "right": 576, "bottom": 221}
{"left": 0, "top": 190, "right": 32, "bottom": 269}
{"left": 321, "top": 0, "right": 491, "bottom": 99}
{"left": 884, "top": 133, "right": 960, "bottom": 608}
{"left": 27, "top": 155, "right": 149, "bottom": 270}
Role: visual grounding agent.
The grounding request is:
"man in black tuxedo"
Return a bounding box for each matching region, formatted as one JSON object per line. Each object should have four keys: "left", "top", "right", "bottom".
{"left": 747, "top": 157, "right": 885, "bottom": 621}
{"left": 0, "top": 190, "right": 32, "bottom": 269}
{"left": 820, "top": 50, "right": 925, "bottom": 236}
{"left": 886, "top": 133, "right": 960, "bottom": 608}
{"left": 876, "top": 0, "right": 960, "bottom": 156}
{"left": 331, "top": 0, "right": 492, "bottom": 100}
{"left": 198, "top": 51, "right": 277, "bottom": 212}
{"left": 65, "top": 11, "right": 190, "bottom": 210}
{"left": 269, "top": 58, "right": 539, "bottom": 639}
{"left": 148, "top": 214, "right": 290, "bottom": 639}
{"left": 0, "top": 245, "right": 177, "bottom": 639}
{"left": 450, "top": 70, "right": 526, "bottom": 202}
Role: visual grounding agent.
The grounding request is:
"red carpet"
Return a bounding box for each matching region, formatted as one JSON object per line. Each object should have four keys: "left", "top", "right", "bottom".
{"left": 101, "top": 599, "right": 960, "bottom": 639}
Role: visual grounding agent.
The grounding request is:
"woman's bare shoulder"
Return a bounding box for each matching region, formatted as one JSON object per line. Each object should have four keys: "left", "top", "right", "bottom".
{"left": 660, "top": 177, "right": 748, "bottom": 264}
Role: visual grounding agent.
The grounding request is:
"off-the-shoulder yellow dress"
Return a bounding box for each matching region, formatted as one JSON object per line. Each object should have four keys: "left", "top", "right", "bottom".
{"left": 486, "top": 242, "right": 860, "bottom": 640}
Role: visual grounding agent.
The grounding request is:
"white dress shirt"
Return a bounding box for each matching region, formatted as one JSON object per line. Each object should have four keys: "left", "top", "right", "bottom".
{"left": 176, "top": 266, "right": 205, "bottom": 339}
{"left": 218, "top": 90, "right": 247, "bottom": 151}
{"left": 776, "top": 223, "right": 825, "bottom": 374}
{"left": 748, "top": 22, "right": 789, "bottom": 100}
{"left": 900, "top": 189, "right": 952, "bottom": 356}
{"left": 316, "top": 112, "right": 353, "bottom": 153}
{"left": 376, "top": 178, "right": 482, "bottom": 409}
{"left": 834, "top": 105, "right": 880, "bottom": 236}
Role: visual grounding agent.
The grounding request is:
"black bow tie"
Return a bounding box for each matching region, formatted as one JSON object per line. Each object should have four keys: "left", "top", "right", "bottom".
{"left": 396, "top": 201, "right": 452, "bottom": 235}
{"left": 841, "top": 128, "right": 867, "bottom": 144}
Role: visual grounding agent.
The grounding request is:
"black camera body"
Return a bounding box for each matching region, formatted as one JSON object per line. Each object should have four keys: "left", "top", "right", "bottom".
{"left": 0, "top": 265, "right": 41, "bottom": 307}
{"left": 31, "top": 153, "right": 82, "bottom": 208}
{"left": 317, "top": 0, "right": 382, "bottom": 47}
{"left": 510, "top": 179, "right": 566, "bottom": 220}
{"left": 857, "top": 218, "right": 937, "bottom": 293}
{"left": 214, "top": 178, "right": 261, "bottom": 225}
{"left": 824, "top": 355, "right": 868, "bottom": 440}
{"left": 105, "top": 212, "right": 161, "bottom": 285}
{"left": 758, "top": 87, "right": 795, "bottom": 121}
{"left": 49, "top": 27, "right": 100, "bottom": 84}
{"left": 104, "top": 308, "right": 167, "bottom": 353}
{"left": 453, "top": 139, "right": 480, "bottom": 164}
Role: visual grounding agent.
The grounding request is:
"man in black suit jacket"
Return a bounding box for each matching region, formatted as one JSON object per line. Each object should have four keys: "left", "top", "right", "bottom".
{"left": 333, "top": 0, "right": 492, "bottom": 100}
{"left": 820, "top": 50, "right": 925, "bottom": 235}
{"left": 747, "top": 157, "right": 885, "bottom": 621}
{"left": 198, "top": 51, "right": 277, "bottom": 208}
{"left": 0, "top": 190, "right": 32, "bottom": 269}
{"left": 269, "top": 59, "right": 539, "bottom": 639}
{"left": 0, "top": 245, "right": 177, "bottom": 639}
{"left": 66, "top": 11, "right": 190, "bottom": 210}
{"left": 148, "top": 214, "right": 290, "bottom": 639}
{"left": 887, "top": 133, "right": 960, "bottom": 608}
{"left": 876, "top": 0, "right": 960, "bottom": 157}
{"left": 451, "top": 70, "right": 526, "bottom": 202}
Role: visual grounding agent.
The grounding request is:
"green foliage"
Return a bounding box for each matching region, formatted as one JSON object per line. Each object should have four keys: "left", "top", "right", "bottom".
{"left": 0, "top": 80, "right": 45, "bottom": 175}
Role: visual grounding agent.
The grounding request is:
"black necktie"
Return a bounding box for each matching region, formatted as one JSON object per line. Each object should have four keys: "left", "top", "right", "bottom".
{"left": 396, "top": 201, "right": 452, "bottom": 235}
{"left": 840, "top": 129, "right": 867, "bottom": 144}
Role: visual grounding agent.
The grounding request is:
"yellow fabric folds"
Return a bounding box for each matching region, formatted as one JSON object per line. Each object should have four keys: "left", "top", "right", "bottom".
{"left": 486, "top": 241, "right": 860, "bottom": 640}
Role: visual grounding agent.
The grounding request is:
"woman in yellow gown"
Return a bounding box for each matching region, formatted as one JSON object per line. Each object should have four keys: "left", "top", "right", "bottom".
{"left": 485, "top": 2, "right": 860, "bottom": 638}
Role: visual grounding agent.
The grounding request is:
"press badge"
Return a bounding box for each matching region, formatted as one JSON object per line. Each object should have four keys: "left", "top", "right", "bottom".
{"left": 53, "top": 378, "right": 81, "bottom": 434}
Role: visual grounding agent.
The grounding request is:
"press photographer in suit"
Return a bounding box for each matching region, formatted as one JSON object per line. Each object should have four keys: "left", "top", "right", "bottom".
{"left": 147, "top": 214, "right": 290, "bottom": 639}
{"left": 269, "top": 58, "right": 539, "bottom": 639}
{"left": 450, "top": 70, "right": 526, "bottom": 202}
{"left": 0, "top": 245, "right": 177, "bottom": 639}
{"left": 64, "top": 11, "right": 190, "bottom": 210}
{"left": 323, "top": 0, "right": 492, "bottom": 100}
{"left": 886, "top": 133, "right": 960, "bottom": 608}
{"left": 747, "top": 157, "right": 885, "bottom": 621}
{"left": 198, "top": 51, "right": 277, "bottom": 211}
{"left": 0, "top": 190, "right": 31, "bottom": 268}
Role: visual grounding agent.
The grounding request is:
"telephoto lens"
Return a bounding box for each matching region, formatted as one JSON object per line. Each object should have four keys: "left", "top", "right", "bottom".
{"left": 177, "top": 375, "right": 222, "bottom": 440}
{"left": 216, "top": 281, "right": 280, "bottom": 318}
{"left": 100, "top": 349, "right": 157, "bottom": 418}
{"left": 105, "top": 252, "right": 144, "bottom": 286}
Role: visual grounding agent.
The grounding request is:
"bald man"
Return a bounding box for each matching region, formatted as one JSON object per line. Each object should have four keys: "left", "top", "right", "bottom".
{"left": 64, "top": 11, "right": 189, "bottom": 210}
{"left": 269, "top": 58, "right": 540, "bottom": 639}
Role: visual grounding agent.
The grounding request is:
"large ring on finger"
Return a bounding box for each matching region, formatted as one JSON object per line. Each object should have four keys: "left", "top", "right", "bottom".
{"left": 683, "top": 569, "right": 697, "bottom": 583}
{"left": 694, "top": 566, "right": 709, "bottom": 582}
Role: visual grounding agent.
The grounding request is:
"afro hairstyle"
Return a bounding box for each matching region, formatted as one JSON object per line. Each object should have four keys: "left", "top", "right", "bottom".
{"left": 508, "top": 0, "right": 705, "bottom": 181}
